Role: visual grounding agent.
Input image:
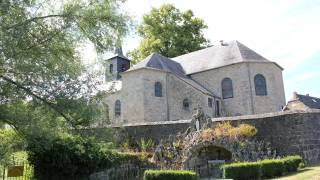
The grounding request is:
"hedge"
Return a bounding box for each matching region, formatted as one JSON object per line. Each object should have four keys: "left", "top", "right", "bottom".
{"left": 282, "top": 155, "right": 303, "bottom": 173}
{"left": 222, "top": 162, "right": 261, "bottom": 180}
{"left": 260, "top": 159, "right": 284, "bottom": 178}
{"left": 144, "top": 170, "right": 199, "bottom": 180}
{"left": 222, "top": 155, "right": 304, "bottom": 180}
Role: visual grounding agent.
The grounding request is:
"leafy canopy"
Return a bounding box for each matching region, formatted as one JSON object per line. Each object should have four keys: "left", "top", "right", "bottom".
{"left": 128, "top": 4, "right": 210, "bottom": 64}
{"left": 0, "top": 0, "right": 130, "bottom": 131}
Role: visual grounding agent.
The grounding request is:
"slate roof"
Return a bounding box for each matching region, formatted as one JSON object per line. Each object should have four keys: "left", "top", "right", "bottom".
{"left": 173, "top": 40, "right": 281, "bottom": 74}
{"left": 295, "top": 93, "right": 320, "bottom": 109}
{"left": 108, "top": 47, "right": 130, "bottom": 61}
{"left": 130, "top": 53, "right": 186, "bottom": 77}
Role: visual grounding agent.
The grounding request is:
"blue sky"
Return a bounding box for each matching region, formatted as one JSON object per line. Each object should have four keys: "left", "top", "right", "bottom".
{"left": 82, "top": 0, "right": 320, "bottom": 101}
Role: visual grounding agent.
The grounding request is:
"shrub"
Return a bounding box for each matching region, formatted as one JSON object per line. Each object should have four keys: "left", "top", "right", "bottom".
{"left": 201, "top": 122, "right": 258, "bottom": 141}
{"left": 27, "top": 134, "right": 145, "bottom": 180}
{"left": 282, "top": 155, "right": 303, "bottom": 173}
{"left": 222, "top": 162, "right": 261, "bottom": 180}
{"left": 144, "top": 170, "right": 199, "bottom": 180}
{"left": 222, "top": 155, "right": 304, "bottom": 180}
{"left": 260, "top": 159, "right": 284, "bottom": 178}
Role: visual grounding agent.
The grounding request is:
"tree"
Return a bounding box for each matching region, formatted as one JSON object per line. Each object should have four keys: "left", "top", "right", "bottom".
{"left": 0, "top": 0, "right": 130, "bottom": 131}
{"left": 128, "top": 4, "right": 210, "bottom": 64}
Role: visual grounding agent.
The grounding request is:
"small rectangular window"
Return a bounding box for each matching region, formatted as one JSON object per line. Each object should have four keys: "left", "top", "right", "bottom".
{"left": 216, "top": 101, "right": 220, "bottom": 117}
{"left": 208, "top": 98, "right": 213, "bottom": 107}
{"left": 109, "top": 64, "right": 113, "bottom": 73}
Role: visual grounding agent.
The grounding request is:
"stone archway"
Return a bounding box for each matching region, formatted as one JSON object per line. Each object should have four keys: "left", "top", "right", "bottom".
{"left": 184, "top": 143, "right": 232, "bottom": 178}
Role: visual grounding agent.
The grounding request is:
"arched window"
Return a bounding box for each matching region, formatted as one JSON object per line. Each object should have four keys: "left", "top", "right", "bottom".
{"left": 183, "top": 98, "right": 190, "bottom": 110}
{"left": 222, "top": 78, "right": 233, "bottom": 99}
{"left": 155, "top": 82, "right": 162, "bottom": 97}
{"left": 114, "top": 100, "right": 121, "bottom": 117}
{"left": 105, "top": 104, "right": 110, "bottom": 124}
{"left": 254, "top": 74, "right": 267, "bottom": 96}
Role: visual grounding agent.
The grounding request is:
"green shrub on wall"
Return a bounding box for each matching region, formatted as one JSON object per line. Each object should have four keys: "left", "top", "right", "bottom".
{"left": 282, "top": 155, "right": 303, "bottom": 173}
{"left": 222, "top": 162, "right": 261, "bottom": 180}
{"left": 144, "top": 170, "right": 199, "bottom": 180}
{"left": 260, "top": 159, "right": 284, "bottom": 178}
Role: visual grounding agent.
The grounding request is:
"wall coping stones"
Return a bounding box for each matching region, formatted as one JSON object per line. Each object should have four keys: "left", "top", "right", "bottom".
{"left": 110, "top": 119, "right": 191, "bottom": 127}
{"left": 105, "top": 110, "right": 320, "bottom": 128}
{"left": 212, "top": 109, "right": 320, "bottom": 122}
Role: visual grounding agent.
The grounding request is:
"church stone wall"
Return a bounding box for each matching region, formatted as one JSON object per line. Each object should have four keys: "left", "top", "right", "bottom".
{"left": 167, "top": 73, "right": 215, "bottom": 121}
{"left": 104, "top": 91, "right": 122, "bottom": 124}
{"left": 248, "top": 62, "right": 286, "bottom": 114}
{"left": 190, "top": 63, "right": 253, "bottom": 116}
{"left": 140, "top": 69, "right": 168, "bottom": 122}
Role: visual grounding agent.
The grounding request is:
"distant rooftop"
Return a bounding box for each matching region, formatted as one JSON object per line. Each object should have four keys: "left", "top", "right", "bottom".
{"left": 291, "top": 92, "right": 320, "bottom": 109}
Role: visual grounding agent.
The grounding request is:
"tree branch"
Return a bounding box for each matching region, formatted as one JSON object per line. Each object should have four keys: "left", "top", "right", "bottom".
{"left": 0, "top": 75, "right": 79, "bottom": 131}
{"left": 6, "top": 14, "right": 70, "bottom": 30}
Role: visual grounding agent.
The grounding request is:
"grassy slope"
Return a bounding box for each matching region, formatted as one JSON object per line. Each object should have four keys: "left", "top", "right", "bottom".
{"left": 272, "top": 164, "right": 320, "bottom": 180}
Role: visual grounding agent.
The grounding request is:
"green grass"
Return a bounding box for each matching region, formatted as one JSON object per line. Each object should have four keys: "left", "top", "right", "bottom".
{"left": 271, "top": 164, "right": 320, "bottom": 180}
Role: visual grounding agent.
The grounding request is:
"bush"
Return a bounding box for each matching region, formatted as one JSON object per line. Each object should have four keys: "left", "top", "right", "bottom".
{"left": 27, "top": 134, "right": 145, "bottom": 180}
{"left": 260, "top": 159, "right": 284, "bottom": 178}
{"left": 222, "top": 162, "right": 261, "bottom": 180}
{"left": 144, "top": 170, "right": 199, "bottom": 180}
{"left": 282, "top": 155, "right": 303, "bottom": 173}
{"left": 222, "top": 155, "right": 304, "bottom": 180}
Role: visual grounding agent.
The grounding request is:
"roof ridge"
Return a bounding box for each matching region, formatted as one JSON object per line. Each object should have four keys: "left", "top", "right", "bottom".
{"left": 234, "top": 40, "right": 245, "bottom": 61}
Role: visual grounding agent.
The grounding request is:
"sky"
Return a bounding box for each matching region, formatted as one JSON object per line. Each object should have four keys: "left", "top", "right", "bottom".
{"left": 84, "top": 0, "right": 320, "bottom": 102}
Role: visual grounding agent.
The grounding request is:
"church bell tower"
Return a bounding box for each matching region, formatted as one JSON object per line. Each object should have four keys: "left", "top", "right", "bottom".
{"left": 105, "top": 47, "right": 130, "bottom": 82}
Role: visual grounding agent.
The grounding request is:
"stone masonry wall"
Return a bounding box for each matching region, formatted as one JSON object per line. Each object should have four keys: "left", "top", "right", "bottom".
{"left": 190, "top": 62, "right": 286, "bottom": 116}
{"left": 104, "top": 110, "right": 320, "bottom": 164}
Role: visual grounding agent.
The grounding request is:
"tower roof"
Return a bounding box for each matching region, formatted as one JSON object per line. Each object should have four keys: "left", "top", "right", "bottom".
{"left": 108, "top": 46, "right": 130, "bottom": 61}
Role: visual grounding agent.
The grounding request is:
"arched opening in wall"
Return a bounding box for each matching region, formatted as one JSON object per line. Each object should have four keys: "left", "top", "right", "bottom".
{"left": 254, "top": 74, "right": 267, "bottom": 96}
{"left": 186, "top": 145, "right": 232, "bottom": 178}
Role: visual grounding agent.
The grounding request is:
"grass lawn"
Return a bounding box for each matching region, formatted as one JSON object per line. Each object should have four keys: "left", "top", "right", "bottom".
{"left": 271, "top": 164, "right": 320, "bottom": 180}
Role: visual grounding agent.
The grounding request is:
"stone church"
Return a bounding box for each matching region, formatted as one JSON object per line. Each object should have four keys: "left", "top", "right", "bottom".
{"left": 104, "top": 40, "right": 286, "bottom": 124}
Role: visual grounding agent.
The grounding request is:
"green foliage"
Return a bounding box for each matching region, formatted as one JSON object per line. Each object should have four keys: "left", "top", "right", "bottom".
{"left": 260, "top": 159, "right": 284, "bottom": 178}
{"left": 0, "top": 129, "right": 25, "bottom": 165}
{"left": 27, "top": 134, "right": 145, "bottom": 180}
{"left": 222, "top": 162, "right": 261, "bottom": 180}
{"left": 282, "top": 155, "right": 303, "bottom": 173}
{"left": 137, "top": 138, "right": 154, "bottom": 152}
{"left": 222, "top": 155, "right": 304, "bottom": 180}
{"left": 128, "top": 4, "right": 209, "bottom": 64}
{"left": 0, "top": 0, "right": 131, "bottom": 133}
{"left": 144, "top": 170, "right": 199, "bottom": 180}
